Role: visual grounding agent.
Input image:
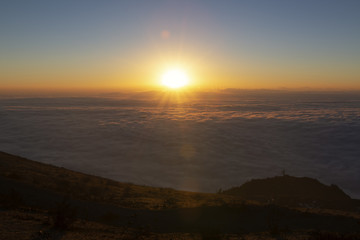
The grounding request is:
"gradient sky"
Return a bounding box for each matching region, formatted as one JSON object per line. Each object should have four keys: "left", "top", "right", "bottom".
{"left": 1, "top": 0, "right": 360, "bottom": 92}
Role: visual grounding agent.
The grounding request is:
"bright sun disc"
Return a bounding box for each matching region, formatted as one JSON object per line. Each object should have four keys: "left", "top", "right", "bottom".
{"left": 161, "top": 69, "right": 189, "bottom": 89}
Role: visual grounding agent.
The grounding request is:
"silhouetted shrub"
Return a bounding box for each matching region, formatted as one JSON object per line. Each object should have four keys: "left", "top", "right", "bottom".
{"left": 49, "top": 197, "right": 77, "bottom": 230}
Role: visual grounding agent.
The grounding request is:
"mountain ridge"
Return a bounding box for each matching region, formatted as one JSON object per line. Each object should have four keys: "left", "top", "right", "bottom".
{"left": 222, "top": 175, "right": 357, "bottom": 210}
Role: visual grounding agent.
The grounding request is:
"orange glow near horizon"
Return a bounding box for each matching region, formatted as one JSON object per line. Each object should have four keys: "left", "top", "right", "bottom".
{"left": 1, "top": 2, "right": 360, "bottom": 96}
{"left": 2, "top": 60, "right": 360, "bottom": 94}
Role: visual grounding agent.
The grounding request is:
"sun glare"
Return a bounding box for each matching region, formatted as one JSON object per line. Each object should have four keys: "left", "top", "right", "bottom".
{"left": 161, "top": 69, "right": 189, "bottom": 89}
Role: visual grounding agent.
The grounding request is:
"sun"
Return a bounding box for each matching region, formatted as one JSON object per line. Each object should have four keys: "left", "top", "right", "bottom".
{"left": 161, "top": 68, "right": 189, "bottom": 89}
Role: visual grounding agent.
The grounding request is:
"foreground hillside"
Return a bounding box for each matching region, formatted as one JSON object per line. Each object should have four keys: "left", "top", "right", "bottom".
{"left": 1, "top": 151, "right": 360, "bottom": 239}
{"left": 0, "top": 151, "right": 239, "bottom": 210}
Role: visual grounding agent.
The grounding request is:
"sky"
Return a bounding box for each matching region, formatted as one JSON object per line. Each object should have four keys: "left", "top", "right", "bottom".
{"left": 1, "top": 0, "right": 360, "bottom": 93}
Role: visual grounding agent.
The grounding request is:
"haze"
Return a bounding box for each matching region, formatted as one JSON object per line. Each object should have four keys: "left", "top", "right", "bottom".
{"left": 1, "top": 0, "right": 360, "bottom": 94}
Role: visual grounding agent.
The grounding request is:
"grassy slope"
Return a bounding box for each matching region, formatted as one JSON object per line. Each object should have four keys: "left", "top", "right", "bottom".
{"left": 222, "top": 175, "right": 358, "bottom": 210}
{"left": 1, "top": 151, "right": 360, "bottom": 239}
{"left": 0, "top": 151, "right": 241, "bottom": 210}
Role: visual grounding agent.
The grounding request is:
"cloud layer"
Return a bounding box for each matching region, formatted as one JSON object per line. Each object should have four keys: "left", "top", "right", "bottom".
{"left": 1, "top": 93, "right": 359, "bottom": 198}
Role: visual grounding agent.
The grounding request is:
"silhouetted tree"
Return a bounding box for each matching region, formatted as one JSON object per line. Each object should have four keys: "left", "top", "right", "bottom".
{"left": 49, "top": 197, "right": 77, "bottom": 230}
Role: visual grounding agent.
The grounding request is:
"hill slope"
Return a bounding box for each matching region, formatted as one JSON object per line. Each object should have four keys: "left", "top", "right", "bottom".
{"left": 1, "top": 151, "right": 360, "bottom": 239}
{"left": 0, "top": 151, "right": 235, "bottom": 210}
{"left": 223, "top": 175, "right": 356, "bottom": 210}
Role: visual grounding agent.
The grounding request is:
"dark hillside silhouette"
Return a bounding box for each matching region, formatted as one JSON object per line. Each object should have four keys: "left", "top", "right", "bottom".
{"left": 1, "top": 151, "right": 360, "bottom": 239}
{"left": 223, "top": 175, "right": 356, "bottom": 210}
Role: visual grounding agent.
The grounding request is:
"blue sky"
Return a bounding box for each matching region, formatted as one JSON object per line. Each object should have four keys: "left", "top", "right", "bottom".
{"left": 1, "top": 0, "right": 360, "bottom": 91}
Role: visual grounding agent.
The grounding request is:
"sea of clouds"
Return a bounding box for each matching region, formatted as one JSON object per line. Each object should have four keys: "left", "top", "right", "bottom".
{"left": 1, "top": 90, "right": 360, "bottom": 198}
